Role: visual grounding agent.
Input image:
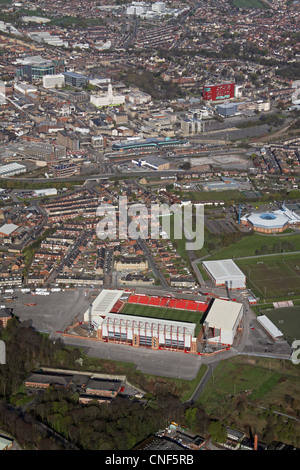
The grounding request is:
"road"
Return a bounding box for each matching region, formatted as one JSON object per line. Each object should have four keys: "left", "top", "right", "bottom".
{"left": 137, "top": 237, "right": 169, "bottom": 288}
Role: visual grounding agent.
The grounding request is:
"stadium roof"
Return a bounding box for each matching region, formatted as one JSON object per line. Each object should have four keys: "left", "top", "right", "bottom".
{"left": 205, "top": 298, "right": 243, "bottom": 331}
{"left": 84, "top": 289, "right": 124, "bottom": 321}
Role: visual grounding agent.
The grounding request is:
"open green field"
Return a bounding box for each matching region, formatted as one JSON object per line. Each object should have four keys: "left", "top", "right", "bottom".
{"left": 236, "top": 254, "right": 300, "bottom": 299}
{"left": 206, "top": 233, "right": 300, "bottom": 260}
{"left": 264, "top": 306, "right": 300, "bottom": 345}
{"left": 122, "top": 303, "right": 204, "bottom": 336}
{"left": 197, "top": 356, "right": 300, "bottom": 446}
{"left": 181, "top": 189, "right": 248, "bottom": 203}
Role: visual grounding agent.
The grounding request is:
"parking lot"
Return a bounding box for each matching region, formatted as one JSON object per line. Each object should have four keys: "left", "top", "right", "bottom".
{"left": 241, "top": 316, "right": 292, "bottom": 358}
{"left": 2, "top": 288, "right": 94, "bottom": 336}
{"left": 60, "top": 335, "right": 203, "bottom": 381}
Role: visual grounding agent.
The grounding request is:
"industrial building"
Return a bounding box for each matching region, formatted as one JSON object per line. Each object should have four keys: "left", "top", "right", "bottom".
{"left": 28, "top": 31, "right": 68, "bottom": 48}
{"left": 14, "top": 82, "right": 38, "bottom": 95}
{"left": 0, "top": 162, "right": 26, "bottom": 177}
{"left": 17, "top": 142, "right": 66, "bottom": 163}
{"left": 0, "top": 223, "right": 19, "bottom": 243}
{"left": 202, "top": 298, "right": 243, "bottom": 346}
{"left": 202, "top": 259, "right": 246, "bottom": 289}
{"left": 132, "top": 155, "right": 171, "bottom": 171}
{"left": 241, "top": 206, "right": 300, "bottom": 233}
{"left": 33, "top": 188, "right": 58, "bottom": 197}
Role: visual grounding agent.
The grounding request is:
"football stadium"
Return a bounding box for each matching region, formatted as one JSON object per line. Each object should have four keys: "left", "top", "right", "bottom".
{"left": 63, "top": 289, "right": 244, "bottom": 355}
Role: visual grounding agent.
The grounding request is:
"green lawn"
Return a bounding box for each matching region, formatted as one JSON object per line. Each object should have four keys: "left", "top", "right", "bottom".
{"left": 207, "top": 233, "right": 300, "bottom": 260}
{"left": 122, "top": 303, "right": 204, "bottom": 336}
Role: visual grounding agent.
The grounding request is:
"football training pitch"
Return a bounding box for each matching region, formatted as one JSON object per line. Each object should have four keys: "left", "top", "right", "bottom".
{"left": 264, "top": 306, "right": 300, "bottom": 345}
{"left": 236, "top": 255, "right": 300, "bottom": 299}
{"left": 122, "top": 303, "right": 204, "bottom": 335}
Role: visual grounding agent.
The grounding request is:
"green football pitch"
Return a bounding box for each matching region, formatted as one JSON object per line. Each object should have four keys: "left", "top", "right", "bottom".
{"left": 122, "top": 303, "right": 205, "bottom": 336}
{"left": 264, "top": 306, "right": 300, "bottom": 345}
{"left": 236, "top": 255, "right": 300, "bottom": 299}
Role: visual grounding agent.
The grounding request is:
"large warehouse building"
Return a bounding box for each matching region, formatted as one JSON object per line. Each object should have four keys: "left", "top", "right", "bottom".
{"left": 202, "top": 259, "right": 246, "bottom": 289}
{"left": 0, "top": 162, "right": 26, "bottom": 177}
{"left": 202, "top": 298, "right": 243, "bottom": 346}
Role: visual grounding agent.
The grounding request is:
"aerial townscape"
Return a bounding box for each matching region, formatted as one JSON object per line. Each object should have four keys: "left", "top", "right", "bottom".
{"left": 0, "top": 0, "right": 299, "bottom": 456}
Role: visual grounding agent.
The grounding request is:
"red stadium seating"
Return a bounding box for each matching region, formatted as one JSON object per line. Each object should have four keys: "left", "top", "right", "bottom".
{"left": 149, "top": 297, "right": 160, "bottom": 306}
{"left": 138, "top": 296, "right": 150, "bottom": 305}
{"left": 110, "top": 300, "right": 124, "bottom": 313}
{"left": 175, "top": 300, "right": 188, "bottom": 309}
{"left": 126, "top": 294, "right": 208, "bottom": 313}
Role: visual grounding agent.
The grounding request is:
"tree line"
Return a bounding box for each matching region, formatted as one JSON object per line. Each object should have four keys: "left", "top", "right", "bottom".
{"left": 0, "top": 317, "right": 212, "bottom": 450}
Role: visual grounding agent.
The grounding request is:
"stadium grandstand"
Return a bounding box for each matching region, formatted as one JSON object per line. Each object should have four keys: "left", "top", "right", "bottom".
{"left": 126, "top": 293, "right": 208, "bottom": 312}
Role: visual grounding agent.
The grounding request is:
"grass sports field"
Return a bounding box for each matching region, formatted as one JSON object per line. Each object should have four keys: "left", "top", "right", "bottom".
{"left": 236, "top": 255, "right": 300, "bottom": 299}
{"left": 264, "top": 306, "right": 300, "bottom": 345}
{"left": 122, "top": 303, "right": 204, "bottom": 336}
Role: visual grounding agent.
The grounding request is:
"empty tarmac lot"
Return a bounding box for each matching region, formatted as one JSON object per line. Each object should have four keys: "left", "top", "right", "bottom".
{"left": 60, "top": 335, "right": 203, "bottom": 381}
{"left": 2, "top": 288, "right": 94, "bottom": 336}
